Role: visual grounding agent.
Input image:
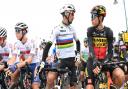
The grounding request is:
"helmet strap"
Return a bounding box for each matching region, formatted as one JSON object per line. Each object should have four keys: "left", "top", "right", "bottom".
{"left": 95, "top": 16, "right": 102, "bottom": 28}
{"left": 19, "top": 30, "right": 25, "bottom": 42}
{"left": 63, "top": 12, "right": 72, "bottom": 25}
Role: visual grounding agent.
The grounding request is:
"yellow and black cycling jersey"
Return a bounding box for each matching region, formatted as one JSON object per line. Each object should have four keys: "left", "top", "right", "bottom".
{"left": 93, "top": 37, "right": 108, "bottom": 47}
{"left": 87, "top": 26, "right": 113, "bottom": 60}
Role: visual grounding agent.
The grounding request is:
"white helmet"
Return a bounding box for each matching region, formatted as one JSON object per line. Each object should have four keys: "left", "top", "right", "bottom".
{"left": 0, "top": 27, "right": 7, "bottom": 38}
{"left": 15, "top": 22, "right": 28, "bottom": 33}
{"left": 60, "top": 4, "right": 75, "bottom": 14}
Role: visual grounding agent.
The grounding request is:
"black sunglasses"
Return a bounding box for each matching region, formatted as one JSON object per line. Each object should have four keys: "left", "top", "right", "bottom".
{"left": 15, "top": 28, "right": 21, "bottom": 33}
{"left": 91, "top": 14, "right": 98, "bottom": 20}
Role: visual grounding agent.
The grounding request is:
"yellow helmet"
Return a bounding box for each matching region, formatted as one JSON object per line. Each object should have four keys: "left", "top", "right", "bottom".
{"left": 91, "top": 5, "right": 106, "bottom": 17}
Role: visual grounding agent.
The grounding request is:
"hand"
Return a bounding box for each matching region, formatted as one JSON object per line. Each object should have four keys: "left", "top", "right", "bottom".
{"left": 35, "top": 61, "right": 45, "bottom": 76}
{"left": 40, "top": 61, "right": 45, "bottom": 69}
{"left": 4, "top": 68, "right": 13, "bottom": 76}
{"left": 0, "top": 64, "right": 5, "bottom": 71}
{"left": 8, "top": 64, "right": 17, "bottom": 73}
{"left": 125, "top": 57, "right": 128, "bottom": 62}
{"left": 0, "top": 61, "right": 8, "bottom": 71}
{"left": 76, "top": 52, "right": 80, "bottom": 62}
{"left": 93, "top": 66, "right": 101, "bottom": 75}
{"left": 4, "top": 65, "right": 17, "bottom": 76}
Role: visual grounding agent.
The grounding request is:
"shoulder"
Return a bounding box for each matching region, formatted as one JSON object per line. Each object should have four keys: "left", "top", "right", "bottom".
{"left": 104, "top": 26, "right": 113, "bottom": 33}
{"left": 104, "top": 26, "right": 113, "bottom": 37}
{"left": 27, "top": 39, "right": 37, "bottom": 46}
{"left": 87, "top": 26, "right": 95, "bottom": 32}
{"left": 51, "top": 24, "right": 62, "bottom": 34}
{"left": 5, "top": 42, "right": 13, "bottom": 48}
{"left": 14, "top": 40, "right": 21, "bottom": 47}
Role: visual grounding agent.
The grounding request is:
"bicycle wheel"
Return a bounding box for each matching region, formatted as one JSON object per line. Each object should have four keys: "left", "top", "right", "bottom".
{"left": 39, "top": 71, "right": 46, "bottom": 89}
{"left": 0, "top": 72, "right": 8, "bottom": 89}
{"left": 23, "top": 74, "right": 32, "bottom": 89}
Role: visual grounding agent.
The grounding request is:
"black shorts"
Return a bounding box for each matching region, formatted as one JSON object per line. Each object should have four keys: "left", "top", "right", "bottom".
{"left": 80, "top": 61, "right": 87, "bottom": 71}
{"left": 86, "top": 58, "right": 118, "bottom": 85}
{"left": 59, "top": 57, "right": 77, "bottom": 86}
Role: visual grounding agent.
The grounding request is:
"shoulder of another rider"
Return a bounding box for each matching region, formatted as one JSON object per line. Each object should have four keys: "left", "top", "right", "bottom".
{"left": 87, "top": 26, "right": 95, "bottom": 32}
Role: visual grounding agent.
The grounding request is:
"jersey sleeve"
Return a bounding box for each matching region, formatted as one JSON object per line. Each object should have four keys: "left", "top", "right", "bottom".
{"left": 30, "top": 39, "right": 37, "bottom": 56}
{"left": 72, "top": 27, "right": 79, "bottom": 41}
{"left": 87, "top": 27, "right": 95, "bottom": 58}
{"left": 106, "top": 28, "right": 113, "bottom": 59}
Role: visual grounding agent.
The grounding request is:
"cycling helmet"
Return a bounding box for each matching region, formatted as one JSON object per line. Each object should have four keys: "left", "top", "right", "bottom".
{"left": 91, "top": 5, "right": 106, "bottom": 17}
{"left": 15, "top": 22, "right": 28, "bottom": 33}
{"left": 0, "top": 27, "right": 7, "bottom": 38}
{"left": 60, "top": 4, "right": 75, "bottom": 14}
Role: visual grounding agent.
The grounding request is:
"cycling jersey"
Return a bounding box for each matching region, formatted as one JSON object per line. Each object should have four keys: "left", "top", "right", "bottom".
{"left": 113, "top": 41, "right": 119, "bottom": 58}
{"left": 13, "top": 39, "right": 39, "bottom": 63}
{"left": 115, "top": 40, "right": 128, "bottom": 61}
{"left": 81, "top": 47, "right": 89, "bottom": 62}
{"left": 87, "top": 26, "right": 113, "bottom": 60}
{"left": 49, "top": 23, "right": 79, "bottom": 58}
{"left": 37, "top": 49, "right": 43, "bottom": 62}
{"left": 0, "top": 43, "right": 12, "bottom": 62}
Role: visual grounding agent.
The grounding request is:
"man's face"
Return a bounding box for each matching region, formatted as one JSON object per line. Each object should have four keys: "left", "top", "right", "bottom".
{"left": 84, "top": 42, "right": 88, "bottom": 47}
{"left": 65, "top": 10, "right": 75, "bottom": 24}
{"left": 15, "top": 29, "right": 23, "bottom": 40}
{"left": 0, "top": 37, "right": 4, "bottom": 45}
{"left": 91, "top": 14, "right": 99, "bottom": 26}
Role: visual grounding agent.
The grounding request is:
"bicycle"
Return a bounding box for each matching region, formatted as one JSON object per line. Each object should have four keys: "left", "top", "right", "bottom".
{"left": 0, "top": 62, "right": 9, "bottom": 89}
{"left": 9, "top": 62, "right": 32, "bottom": 89}
{"left": 94, "top": 61, "right": 128, "bottom": 89}
{"left": 39, "top": 67, "right": 71, "bottom": 89}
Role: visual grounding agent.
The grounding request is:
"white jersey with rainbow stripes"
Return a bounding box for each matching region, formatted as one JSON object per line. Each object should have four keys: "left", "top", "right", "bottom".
{"left": 50, "top": 23, "right": 78, "bottom": 59}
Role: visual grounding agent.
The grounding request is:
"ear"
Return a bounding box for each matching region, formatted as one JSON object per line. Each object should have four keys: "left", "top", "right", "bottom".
{"left": 22, "top": 30, "right": 27, "bottom": 35}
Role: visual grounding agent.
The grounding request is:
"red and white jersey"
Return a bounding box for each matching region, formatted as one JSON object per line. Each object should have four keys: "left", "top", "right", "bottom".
{"left": 0, "top": 43, "right": 12, "bottom": 62}
{"left": 12, "top": 39, "right": 39, "bottom": 63}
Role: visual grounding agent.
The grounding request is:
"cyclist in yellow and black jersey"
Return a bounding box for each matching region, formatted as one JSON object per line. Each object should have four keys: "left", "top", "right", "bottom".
{"left": 86, "top": 5, "right": 125, "bottom": 89}
{"left": 113, "top": 32, "right": 128, "bottom": 61}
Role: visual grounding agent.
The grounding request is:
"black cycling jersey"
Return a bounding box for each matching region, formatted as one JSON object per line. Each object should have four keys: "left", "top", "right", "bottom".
{"left": 87, "top": 26, "right": 113, "bottom": 60}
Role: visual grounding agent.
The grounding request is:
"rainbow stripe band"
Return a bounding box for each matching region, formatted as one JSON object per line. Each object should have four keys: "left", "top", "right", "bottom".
{"left": 57, "top": 43, "right": 74, "bottom": 49}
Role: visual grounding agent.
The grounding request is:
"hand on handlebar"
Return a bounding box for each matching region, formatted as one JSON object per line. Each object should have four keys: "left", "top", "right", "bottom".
{"left": 93, "top": 66, "right": 101, "bottom": 75}
{"left": 35, "top": 61, "right": 45, "bottom": 76}
{"left": 75, "top": 52, "right": 81, "bottom": 62}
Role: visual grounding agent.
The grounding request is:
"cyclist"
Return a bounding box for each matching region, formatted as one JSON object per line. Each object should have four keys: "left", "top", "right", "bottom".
{"left": 0, "top": 27, "right": 12, "bottom": 69}
{"left": 113, "top": 37, "right": 120, "bottom": 61}
{"left": 79, "top": 38, "right": 89, "bottom": 89}
{"left": 117, "top": 32, "right": 128, "bottom": 81}
{"left": 86, "top": 5, "right": 125, "bottom": 89}
{"left": 39, "top": 4, "right": 80, "bottom": 89}
{"left": 38, "top": 39, "right": 47, "bottom": 62}
{"left": 7, "top": 22, "right": 40, "bottom": 89}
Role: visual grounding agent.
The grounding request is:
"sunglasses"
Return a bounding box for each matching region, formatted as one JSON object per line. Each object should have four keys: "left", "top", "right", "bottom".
{"left": 91, "top": 14, "right": 98, "bottom": 20}
{"left": 65, "top": 11, "right": 75, "bottom": 16}
{"left": 15, "top": 28, "right": 21, "bottom": 33}
{"left": 70, "top": 12, "right": 75, "bottom": 16}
